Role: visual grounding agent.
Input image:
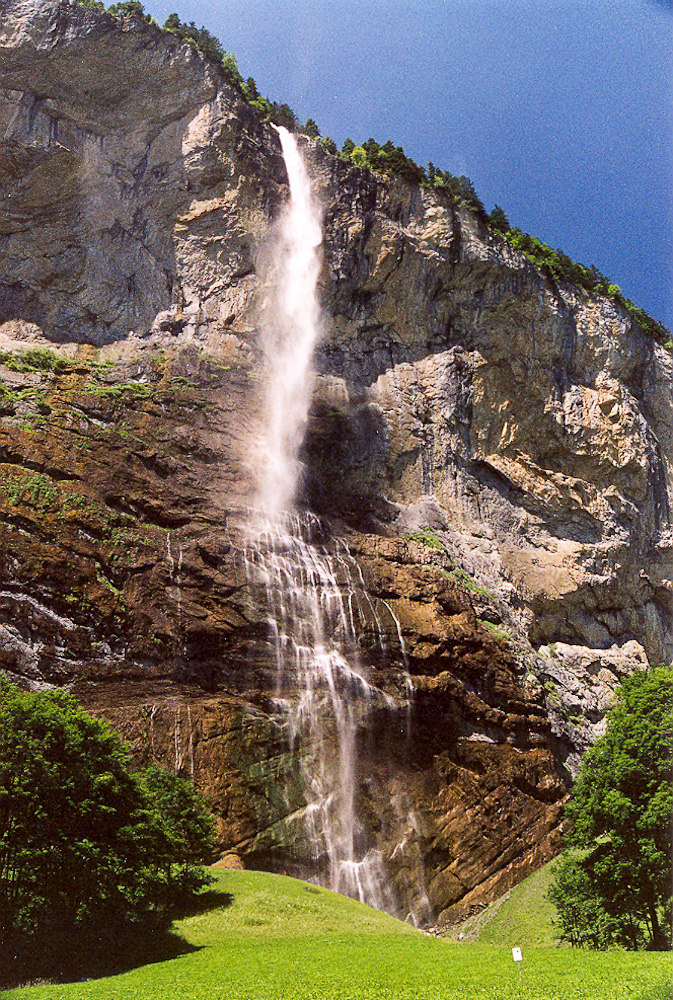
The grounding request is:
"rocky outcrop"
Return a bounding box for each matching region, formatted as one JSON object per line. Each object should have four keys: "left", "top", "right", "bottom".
{"left": 536, "top": 640, "right": 648, "bottom": 775}
{"left": 0, "top": 0, "right": 666, "bottom": 925}
{"left": 0, "top": 341, "right": 566, "bottom": 923}
{"left": 0, "top": 0, "right": 286, "bottom": 345}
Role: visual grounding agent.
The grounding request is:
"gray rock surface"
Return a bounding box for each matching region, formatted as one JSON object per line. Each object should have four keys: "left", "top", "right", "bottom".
{"left": 537, "top": 639, "right": 649, "bottom": 774}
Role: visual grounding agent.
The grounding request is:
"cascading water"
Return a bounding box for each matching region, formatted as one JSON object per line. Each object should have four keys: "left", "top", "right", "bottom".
{"left": 244, "top": 512, "right": 400, "bottom": 913}
{"left": 245, "top": 127, "right": 416, "bottom": 916}
{"left": 255, "top": 125, "right": 323, "bottom": 518}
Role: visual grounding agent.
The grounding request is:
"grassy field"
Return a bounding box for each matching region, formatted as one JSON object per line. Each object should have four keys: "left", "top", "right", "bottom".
{"left": 4, "top": 869, "right": 671, "bottom": 1000}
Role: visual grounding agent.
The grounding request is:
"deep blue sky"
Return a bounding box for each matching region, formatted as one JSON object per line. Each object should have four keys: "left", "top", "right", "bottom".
{"left": 144, "top": 0, "right": 673, "bottom": 330}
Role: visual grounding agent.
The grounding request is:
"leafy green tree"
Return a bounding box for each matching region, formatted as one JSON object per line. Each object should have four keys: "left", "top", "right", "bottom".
{"left": 163, "top": 12, "right": 181, "bottom": 32}
{"left": 161, "top": 13, "right": 242, "bottom": 87}
{"left": 270, "top": 103, "right": 297, "bottom": 130}
{"left": 107, "top": 1, "right": 147, "bottom": 17}
{"left": 219, "top": 50, "right": 242, "bottom": 86}
{"left": 548, "top": 852, "right": 623, "bottom": 949}
{"left": 431, "top": 167, "right": 461, "bottom": 200}
{"left": 607, "top": 283, "right": 625, "bottom": 306}
{"left": 456, "top": 175, "right": 486, "bottom": 216}
{"left": 244, "top": 76, "right": 259, "bottom": 100}
{"left": 139, "top": 764, "right": 215, "bottom": 905}
{"left": 549, "top": 665, "right": 673, "bottom": 950}
{"left": 380, "top": 142, "right": 423, "bottom": 183}
{"left": 340, "top": 137, "right": 356, "bottom": 160}
{"left": 0, "top": 679, "right": 214, "bottom": 967}
{"left": 72, "top": 0, "right": 106, "bottom": 10}
{"left": 350, "top": 146, "right": 368, "bottom": 168}
{"left": 361, "top": 138, "right": 381, "bottom": 169}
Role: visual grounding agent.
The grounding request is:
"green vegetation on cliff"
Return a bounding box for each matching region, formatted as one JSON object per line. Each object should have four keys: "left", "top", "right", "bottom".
{"left": 0, "top": 347, "right": 70, "bottom": 374}
{"left": 332, "top": 136, "right": 670, "bottom": 343}
{"left": 67, "top": 1, "right": 289, "bottom": 124}
{"left": 4, "top": 869, "right": 670, "bottom": 1000}
{"left": 487, "top": 209, "right": 671, "bottom": 345}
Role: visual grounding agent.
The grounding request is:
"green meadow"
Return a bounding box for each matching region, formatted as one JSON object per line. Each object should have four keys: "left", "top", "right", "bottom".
{"left": 447, "top": 858, "right": 561, "bottom": 948}
{"left": 5, "top": 869, "right": 671, "bottom": 1000}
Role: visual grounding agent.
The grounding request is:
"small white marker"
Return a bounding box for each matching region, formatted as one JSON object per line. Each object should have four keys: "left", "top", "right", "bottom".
{"left": 512, "top": 947, "right": 523, "bottom": 980}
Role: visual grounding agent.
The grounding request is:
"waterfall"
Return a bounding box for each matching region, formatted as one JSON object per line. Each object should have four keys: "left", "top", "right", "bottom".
{"left": 256, "top": 125, "right": 323, "bottom": 517}
{"left": 244, "top": 512, "right": 400, "bottom": 913}
{"left": 245, "top": 127, "right": 412, "bottom": 916}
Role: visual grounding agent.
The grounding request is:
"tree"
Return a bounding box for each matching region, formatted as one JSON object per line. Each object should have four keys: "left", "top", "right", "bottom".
{"left": 548, "top": 665, "right": 673, "bottom": 950}
{"left": 0, "top": 679, "right": 214, "bottom": 971}
{"left": 219, "top": 50, "right": 242, "bottom": 87}
{"left": 362, "top": 138, "right": 381, "bottom": 170}
{"left": 488, "top": 204, "right": 510, "bottom": 234}
{"left": 456, "top": 175, "right": 486, "bottom": 216}
{"left": 304, "top": 118, "right": 320, "bottom": 139}
{"left": 244, "top": 76, "right": 259, "bottom": 101}
{"left": 548, "top": 852, "right": 623, "bottom": 949}
{"left": 340, "top": 137, "right": 356, "bottom": 160}
{"left": 108, "top": 1, "right": 147, "bottom": 17}
{"left": 270, "top": 103, "right": 297, "bottom": 130}
{"left": 139, "top": 764, "right": 215, "bottom": 906}
{"left": 607, "top": 283, "right": 624, "bottom": 305}
{"left": 320, "top": 136, "right": 337, "bottom": 155}
{"left": 163, "top": 12, "right": 181, "bottom": 32}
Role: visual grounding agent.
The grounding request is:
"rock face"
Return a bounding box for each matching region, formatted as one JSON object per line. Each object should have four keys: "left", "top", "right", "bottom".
{"left": 0, "top": 0, "right": 667, "bottom": 926}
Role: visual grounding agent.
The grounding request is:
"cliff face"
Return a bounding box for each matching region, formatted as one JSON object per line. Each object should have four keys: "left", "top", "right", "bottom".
{"left": 0, "top": 0, "right": 668, "bottom": 926}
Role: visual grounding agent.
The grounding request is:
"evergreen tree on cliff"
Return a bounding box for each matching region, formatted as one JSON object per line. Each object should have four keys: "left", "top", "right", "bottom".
{"left": 549, "top": 665, "right": 673, "bottom": 950}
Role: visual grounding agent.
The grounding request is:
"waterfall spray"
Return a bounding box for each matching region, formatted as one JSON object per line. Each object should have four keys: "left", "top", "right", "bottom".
{"left": 245, "top": 128, "right": 415, "bottom": 917}
{"left": 256, "top": 126, "right": 323, "bottom": 516}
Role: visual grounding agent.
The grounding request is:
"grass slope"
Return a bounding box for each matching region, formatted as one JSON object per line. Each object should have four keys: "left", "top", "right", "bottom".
{"left": 5, "top": 869, "right": 671, "bottom": 1000}
{"left": 448, "top": 859, "right": 560, "bottom": 948}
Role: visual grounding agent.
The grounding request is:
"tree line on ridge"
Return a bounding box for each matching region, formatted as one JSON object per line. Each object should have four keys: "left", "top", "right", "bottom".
{"left": 64, "top": 0, "right": 670, "bottom": 346}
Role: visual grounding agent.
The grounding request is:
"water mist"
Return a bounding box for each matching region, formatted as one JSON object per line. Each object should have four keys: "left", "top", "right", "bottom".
{"left": 245, "top": 128, "right": 420, "bottom": 919}
{"left": 256, "top": 126, "right": 323, "bottom": 516}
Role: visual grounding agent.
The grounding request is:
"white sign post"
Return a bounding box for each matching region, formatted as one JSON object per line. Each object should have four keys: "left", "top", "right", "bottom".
{"left": 512, "top": 947, "right": 523, "bottom": 981}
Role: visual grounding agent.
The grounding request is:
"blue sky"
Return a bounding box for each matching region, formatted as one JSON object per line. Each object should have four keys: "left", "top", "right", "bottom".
{"left": 143, "top": 0, "right": 673, "bottom": 330}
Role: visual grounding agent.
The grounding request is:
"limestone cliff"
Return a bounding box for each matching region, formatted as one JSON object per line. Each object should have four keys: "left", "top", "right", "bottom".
{"left": 0, "top": 0, "right": 667, "bottom": 926}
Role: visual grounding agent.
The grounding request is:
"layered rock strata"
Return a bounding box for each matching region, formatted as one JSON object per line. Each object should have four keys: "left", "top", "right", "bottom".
{"left": 0, "top": 0, "right": 667, "bottom": 924}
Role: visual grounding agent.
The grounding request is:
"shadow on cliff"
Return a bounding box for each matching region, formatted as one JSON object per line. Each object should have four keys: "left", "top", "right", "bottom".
{"left": 301, "top": 397, "right": 393, "bottom": 530}
{"left": 0, "top": 891, "right": 233, "bottom": 990}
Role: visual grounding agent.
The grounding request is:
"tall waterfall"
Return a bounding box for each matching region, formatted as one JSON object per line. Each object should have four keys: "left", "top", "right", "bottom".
{"left": 256, "top": 126, "right": 323, "bottom": 516}
{"left": 245, "top": 128, "right": 416, "bottom": 917}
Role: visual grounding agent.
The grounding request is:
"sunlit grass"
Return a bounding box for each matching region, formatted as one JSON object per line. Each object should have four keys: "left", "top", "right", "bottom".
{"left": 5, "top": 869, "right": 671, "bottom": 1000}
{"left": 447, "top": 859, "right": 561, "bottom": 948}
